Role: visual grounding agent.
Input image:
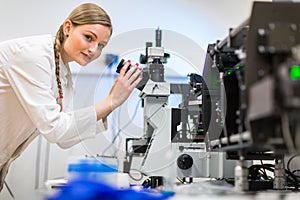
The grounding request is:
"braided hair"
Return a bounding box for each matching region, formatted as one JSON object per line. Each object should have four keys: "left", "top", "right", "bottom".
{"left": 53, "top": 3, "right": 112, "bottom": 111}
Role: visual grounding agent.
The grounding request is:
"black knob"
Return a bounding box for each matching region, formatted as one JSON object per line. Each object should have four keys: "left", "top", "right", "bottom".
{"left": 177, "top": 154, "right": 193, "bottom": 170}
{"left": 139, "top": 54, "right": 147, "bottom": 64}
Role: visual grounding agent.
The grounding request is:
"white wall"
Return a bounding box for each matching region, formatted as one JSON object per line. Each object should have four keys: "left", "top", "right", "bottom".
{"left": 0, "top": 0, "right": 266, "bottom": 199}
{"left": 0, "top": 0, "right": 254, "bottom": 43}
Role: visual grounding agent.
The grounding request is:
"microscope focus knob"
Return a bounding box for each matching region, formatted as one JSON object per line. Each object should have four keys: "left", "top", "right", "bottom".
{"left": 177, "top": 154, "right": 193, "bottom": 170}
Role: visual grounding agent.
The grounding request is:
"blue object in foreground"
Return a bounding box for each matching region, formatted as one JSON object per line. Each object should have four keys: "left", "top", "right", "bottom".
{"left": 45, "top": 178, "right": 174, "bottom": 200}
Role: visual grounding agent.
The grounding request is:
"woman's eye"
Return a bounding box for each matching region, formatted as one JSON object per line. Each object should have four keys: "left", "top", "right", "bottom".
{"left": 98, "top": 43, "right": 105, "bottom": 49}
{"left": 85, "top": 35, "right": 93, "bottom": 41}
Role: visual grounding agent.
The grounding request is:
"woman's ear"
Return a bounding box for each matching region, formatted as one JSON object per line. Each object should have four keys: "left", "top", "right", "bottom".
{"left": 63, "top": 19, "right": 72, "bottom": 37}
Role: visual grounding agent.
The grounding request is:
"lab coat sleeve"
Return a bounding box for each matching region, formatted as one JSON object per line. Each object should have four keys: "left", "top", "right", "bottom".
{"left": 3, "top": 43, "right": 107, "bottom": 149}
{"left": 54, "top": 106, "right": 108, "bottom": 148}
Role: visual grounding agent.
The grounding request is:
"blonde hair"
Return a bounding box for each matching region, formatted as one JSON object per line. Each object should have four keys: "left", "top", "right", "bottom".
{"left": 54, "top": 3, "right": 112, "bottom": 111}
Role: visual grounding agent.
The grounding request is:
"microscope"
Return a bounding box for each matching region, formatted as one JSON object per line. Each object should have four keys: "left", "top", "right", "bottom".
{"left": 121, "top": 28, "right": 235, "bottom": 185}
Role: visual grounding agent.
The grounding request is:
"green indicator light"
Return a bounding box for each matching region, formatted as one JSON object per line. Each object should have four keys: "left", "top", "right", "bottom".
{"left": 236, "top": 66, "right": 240, "bottom": 70}
{"left": 290, "top": 65, "right": 300, "bottom": 80}
{"left": 227, "top": 71, "right": 231, "bottom": 75}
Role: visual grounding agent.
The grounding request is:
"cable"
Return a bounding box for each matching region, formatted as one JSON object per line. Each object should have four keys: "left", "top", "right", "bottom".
{"left": 260, "top": 160, "right": 268, "bottom": 180}
{"left": 249, "top": 163, "right": 300, "bottom": 190}
{"left": 287, "top": 154, "right": 300, "bottom": 173}
{"left": 128, "top": 168, "right": 147, "bottom": 182}
{"left": 4, "top": 181, "right": 14, "bottom": 199}
{"left": 102, "top": 99, "right": 142, "bottom": 156}
{"left": 292, "top": 169, "right": 300, "bottom": 174}
{"left": 248, "top": 164, "right": 271, "bottom": 181}
{"left": 285, "top": 168, "right": 300, "bottom": 190}
{"left": 114, "top": 98, "right": 142, "bottom": 156}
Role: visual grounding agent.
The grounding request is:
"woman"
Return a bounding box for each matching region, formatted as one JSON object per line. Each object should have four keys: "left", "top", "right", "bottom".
{"left": 0, "top": 3, "right": 142, "bottom": 191}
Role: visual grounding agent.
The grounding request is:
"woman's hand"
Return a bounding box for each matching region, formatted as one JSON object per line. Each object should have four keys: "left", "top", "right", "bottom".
{"left": 109, "top": 60, "right": 142, "bottom": 109}
{"left": 94, "top": 60, "right": 142, "bottom": 120}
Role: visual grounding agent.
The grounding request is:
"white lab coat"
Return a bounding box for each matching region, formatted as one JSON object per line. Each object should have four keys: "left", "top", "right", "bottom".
{"left": 0, "top": 34, "right": 107, "bottom": 190}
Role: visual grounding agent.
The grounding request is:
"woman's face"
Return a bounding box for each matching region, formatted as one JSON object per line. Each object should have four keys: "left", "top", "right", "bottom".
{"left": 61, "top": 20, "right": 111, "bottom": 66}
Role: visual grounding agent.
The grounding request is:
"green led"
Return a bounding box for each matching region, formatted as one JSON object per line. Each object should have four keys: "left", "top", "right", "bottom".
{"left": 227, "top": 71, "right": 231, "bottom": 75}
{"left": 290, "top": 65, "right": 300, "bottom": 80}
{"left": 235, "top": 64, "right": 243, "bottom": 70}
